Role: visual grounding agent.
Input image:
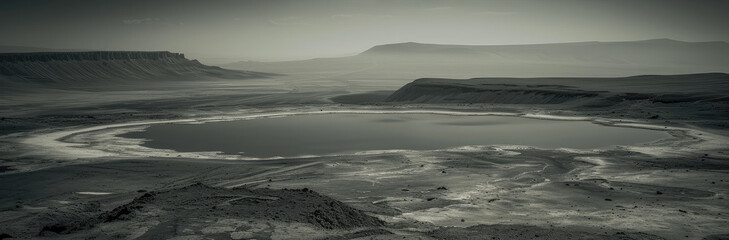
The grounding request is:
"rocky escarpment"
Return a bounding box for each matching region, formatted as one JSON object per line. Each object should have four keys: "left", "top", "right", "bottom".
{"left": 386, "top": 79, "right": 602, "bottom": 104}
{"left": 386, "top": 73, "right": 729, "bottom": 105}
{"left": 0, "top": 51, "right": 272, "bottom": 86}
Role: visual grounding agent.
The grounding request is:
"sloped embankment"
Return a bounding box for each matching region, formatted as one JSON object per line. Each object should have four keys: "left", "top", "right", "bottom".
{"left": 386, "top": 79, "right": 601, "bottom": 104}
{"left": 385, "top": 73, "right": 729, "bottom": 106}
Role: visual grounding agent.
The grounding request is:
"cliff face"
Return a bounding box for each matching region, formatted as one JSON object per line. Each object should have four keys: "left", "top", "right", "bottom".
{"left": 386, "top": 79, "right": 602, "bottom": 104}
{"left": 386, "top": 73, "right": 729, "bottom": 105}
{"left": 0, "top": 51, "right": 271, "bottom": 86}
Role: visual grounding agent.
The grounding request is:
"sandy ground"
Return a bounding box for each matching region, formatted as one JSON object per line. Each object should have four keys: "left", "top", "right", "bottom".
{"left": 1, "top": 73, "right": 729, "bottom": 239}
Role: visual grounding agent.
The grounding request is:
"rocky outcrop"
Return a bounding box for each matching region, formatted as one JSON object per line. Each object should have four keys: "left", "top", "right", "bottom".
{"left": 0, "top": 51, "right": 272, "bottom": 86}
{"left": 386, "top": 78, "right": 603, "bottom": 104}
{"left": 385, "top": 73, "right": 729, "bottom": 105}
{"left": 386, "top": 79, "right": 601, "bottom": 104}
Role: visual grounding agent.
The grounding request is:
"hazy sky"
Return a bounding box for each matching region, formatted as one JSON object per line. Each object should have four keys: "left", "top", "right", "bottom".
{"left": 1, "top": 0, "right": 728, "bottom": 62}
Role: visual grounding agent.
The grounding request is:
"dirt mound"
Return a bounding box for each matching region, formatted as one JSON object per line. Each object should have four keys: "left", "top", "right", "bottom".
{"left": 17, "top": 183, "right": 383, "bottom": 238}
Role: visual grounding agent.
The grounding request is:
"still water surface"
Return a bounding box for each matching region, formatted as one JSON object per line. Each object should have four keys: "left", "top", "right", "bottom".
{"left": 121, "top": 113, "right": 669, "bottom": 158}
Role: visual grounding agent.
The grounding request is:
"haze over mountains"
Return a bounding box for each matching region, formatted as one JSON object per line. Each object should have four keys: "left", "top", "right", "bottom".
{"left": 3, "top": 1, "right": 729, "bottom": 239}
{"left": 226, "top": 39, "right": 729, "bottom": 78}
{"left": 3, "top": 39, "right": 727, "bottom": 92}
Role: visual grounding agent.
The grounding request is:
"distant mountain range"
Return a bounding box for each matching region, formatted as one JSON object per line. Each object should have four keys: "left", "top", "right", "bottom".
{"left": 3, "top": 40, "right": 727, "bottom": 90}
{"left": 361, "top": 39, "right": 729, "bottom": 65}
{"left": 225, "top": 39, "right": 729, "bottom": 78}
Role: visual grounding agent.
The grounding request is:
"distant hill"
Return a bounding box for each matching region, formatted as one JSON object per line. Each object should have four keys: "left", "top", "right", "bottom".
{"left": 360, "top": 39, "right": 729, "bottom": 66}
{"left": 225, "top": 39, "right": 729, "bottom": 79}
{"left": 385, "top": 73, "right": 729, "bottom": 104}
{"left": 0, "top": 51, "right": 273, "bottom": 89}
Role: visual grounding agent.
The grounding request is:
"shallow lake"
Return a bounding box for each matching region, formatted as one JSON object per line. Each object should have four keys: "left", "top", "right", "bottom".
{"left": 121, "top": 113, "right": 670, "bottom": 158}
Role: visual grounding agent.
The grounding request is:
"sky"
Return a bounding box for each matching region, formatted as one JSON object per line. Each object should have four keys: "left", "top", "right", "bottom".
{"left": 1, "top": 0, "right": 728, "bottom": 62}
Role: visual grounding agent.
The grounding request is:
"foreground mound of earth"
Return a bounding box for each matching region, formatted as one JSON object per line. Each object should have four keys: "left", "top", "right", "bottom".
{"left": 1, "top": 183, "right": 385, "bottom": 239}
{"left": 0, "top": 180, "right": 674, "bottom": 239}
